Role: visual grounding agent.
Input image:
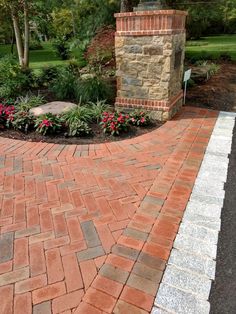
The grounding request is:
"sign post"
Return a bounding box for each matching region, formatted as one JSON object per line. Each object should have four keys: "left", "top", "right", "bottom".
{"left": 183, "top": 69, "right": 192, "bottom": 105}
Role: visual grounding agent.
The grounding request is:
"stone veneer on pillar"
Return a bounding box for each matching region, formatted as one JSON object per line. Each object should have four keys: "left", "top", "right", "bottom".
{"left": 114, "top": 10, "right": 187, "bottom": 121}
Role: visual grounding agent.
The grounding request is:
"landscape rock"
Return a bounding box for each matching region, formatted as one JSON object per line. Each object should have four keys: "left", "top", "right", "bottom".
{"left": 30, "top": 101, "right": 77, "bottom": 117}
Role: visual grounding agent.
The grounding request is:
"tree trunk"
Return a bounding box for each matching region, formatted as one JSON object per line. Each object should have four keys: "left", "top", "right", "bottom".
{"left": 11, "top": 9, "right": 24, "bottom": 67}
{"left": 11, "top": 26, "right": 15, "bottom": 55}
{"left": 23, "top": 0, "right": 30, "bottom": 68}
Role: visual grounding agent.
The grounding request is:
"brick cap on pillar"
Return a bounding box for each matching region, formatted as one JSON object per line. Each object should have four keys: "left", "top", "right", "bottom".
{"left": 115, "top": 10, "right": 187, "bottom": 36}
{"left": 114, "top": 10, "right": 188, "bottom": 18}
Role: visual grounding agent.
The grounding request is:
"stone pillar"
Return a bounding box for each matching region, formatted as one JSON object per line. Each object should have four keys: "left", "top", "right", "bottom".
{"left": 114, "top": 10, "right": 187, "bottom": 121}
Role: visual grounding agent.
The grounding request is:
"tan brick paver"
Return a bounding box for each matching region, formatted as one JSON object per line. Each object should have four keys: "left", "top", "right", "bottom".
{"left": 0, "top": 107, "right": 218, "bottom": 313}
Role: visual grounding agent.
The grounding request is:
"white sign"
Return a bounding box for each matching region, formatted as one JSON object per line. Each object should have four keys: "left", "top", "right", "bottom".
{"left": 184, "top": 69, "right": 192, "bottom": 82}
{"left": 183, "top": 69, "right": 192, "bottom": 104}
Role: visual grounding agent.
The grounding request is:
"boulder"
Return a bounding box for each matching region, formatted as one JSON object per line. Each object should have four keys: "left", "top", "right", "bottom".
{"left": 30, "top": 101, "right": 77, "bottom": 117}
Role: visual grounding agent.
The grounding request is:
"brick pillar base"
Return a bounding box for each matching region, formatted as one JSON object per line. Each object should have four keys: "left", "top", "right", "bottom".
{"left": 114, "top": 10, "right": 187, "bottom": 121}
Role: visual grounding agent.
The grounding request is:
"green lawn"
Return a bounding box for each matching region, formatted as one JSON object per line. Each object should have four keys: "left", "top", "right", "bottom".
{"left": 0, "top": 42, "right": 84, "bottom": 70}
{"left": 30, "top": 43, "right": 66, "bottom": 69}
{"left": 186, "top": 34, "right": 236, "bottom": 61}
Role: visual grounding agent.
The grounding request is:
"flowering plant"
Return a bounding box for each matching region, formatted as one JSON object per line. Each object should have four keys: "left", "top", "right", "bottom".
{"left": 0, "top": 103, "right": 15, "bottom": 128}
{"left": 35, "top": 113, "right": 62, "bottom": 135}
{"left": 11, "top": 110, "right": 35, "bottom": 133}
{"left": 129, "top": 110, "right": 151, "bottom": 127}
{"left": 100, "top": 111, "right": 129, "bottom": 135}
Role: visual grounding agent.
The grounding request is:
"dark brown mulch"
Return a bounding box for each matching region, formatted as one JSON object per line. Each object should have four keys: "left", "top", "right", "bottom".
{"left": 185, "top": 62, "right": 236, "bottom": 112}
{"left": 0, "top": 122, "right": 163, "bottom": 145}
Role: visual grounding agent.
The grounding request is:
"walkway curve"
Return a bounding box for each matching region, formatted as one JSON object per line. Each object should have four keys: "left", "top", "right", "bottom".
{"left": 0, "top": 107, "right": 218, "bottom": 314}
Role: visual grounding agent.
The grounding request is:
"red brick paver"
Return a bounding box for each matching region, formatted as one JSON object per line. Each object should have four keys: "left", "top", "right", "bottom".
{"left": 0, "top": 107, "right": 218, "bottom": 313}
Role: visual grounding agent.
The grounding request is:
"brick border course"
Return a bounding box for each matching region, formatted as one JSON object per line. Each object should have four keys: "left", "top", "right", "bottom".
{"left": 115, "top": 91, "right": 184, "bottom": 112}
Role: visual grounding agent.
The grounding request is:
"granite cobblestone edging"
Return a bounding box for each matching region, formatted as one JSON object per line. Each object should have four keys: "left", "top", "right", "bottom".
{"left": 152, "top": 111, "right": 236, "bottom": 314}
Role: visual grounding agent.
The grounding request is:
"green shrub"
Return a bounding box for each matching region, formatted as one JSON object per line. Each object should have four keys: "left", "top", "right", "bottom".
{"left": 66, "top": 59, "right": 82, "bottom": 76}
{"left": 185, "top": 51, "right": 215, "bottom": 64}
{"left": 208, "top": 63, "right": 220, "bottom": 76}
{"left": 0, "top": 55, "right": 35, "bottom": 98}
{"left": 195, "top": 61, "right": 220, "bottom": 78}
{"left": 53, "top": 37, "right": 70, "bottom": 60}
{"left": 77, "top": 75, "right": 113, "bottom": 103}
{"left": 35, "top": 113, "right": 62, "bottom": 135}
{"left": 16, "top": 94, "right": 45, "bottom": 111}
{"left": 195, "top": 60, "right": 208, "bottom": 66}
{"left": 50, "top": 68, "right": 78, "bottom": 100}
{"left": 11, "top": 110, "right": 35, "bottom": 133}
{"left": 65, "top": 120, "right": 91, "bottom": 137}
{"left": 37, "top": 66, "right": 60, "bottom": 87}
{"left": 21, "top": 67, "right": 36, "bottom": 88}
{"left": 63, "top": 105, "right": 92, "bottom": 123}
{"left": 29, "top": 40, "right": 43, "bottom": 51}
{"left": 1, "top": 98, "right": 15, "bottom": 106}
{"left": 88, "top": 100, "right": 112, "bottom": 123}
{"left": 50, "top": 65, "right": 114, "bottom": 103}
{"left": 70, "top": 39, "right": 88, "bottom": 68}
{"left": 62, "top": 105, "right": 92, "bottom": 137}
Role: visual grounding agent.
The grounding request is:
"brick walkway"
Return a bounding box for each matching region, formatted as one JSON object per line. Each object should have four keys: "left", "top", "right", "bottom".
{"left": 0, "top": 107, "right": 218, "bottom": 314}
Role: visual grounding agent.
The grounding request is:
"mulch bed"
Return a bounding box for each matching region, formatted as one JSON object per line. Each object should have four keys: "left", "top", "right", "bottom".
{"left": 186, "top": 62, "right": 236, "bottom": 112}
{"left": 0, "top": 122, "right": 163, "bottom": 145}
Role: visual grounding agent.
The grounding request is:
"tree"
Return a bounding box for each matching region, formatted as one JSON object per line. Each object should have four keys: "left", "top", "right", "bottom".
{"left": 75, "top": 0, "right": 119, "bottom": 39}
{"left": 51, "top": 8, "right": 75, "bottom": 38}
{"left": 0, "top": 10, "right": 12, "bottom": 45}
{"left": 120, "top": 0, "right": 139, "bottom": 12}
{"left": 221, "top": 0, "right": 236, "bottom": 32}
{"left": 0, "top": 0, "right": 30, "bottom": 68}
{"left": 165, "top": 0, "right": 226, "bottom": 38}
{"left": 120, "top": 0, "right": 132, "bottom": 12}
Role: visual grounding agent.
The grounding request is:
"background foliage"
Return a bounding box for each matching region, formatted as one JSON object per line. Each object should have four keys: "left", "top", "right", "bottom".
{"left": 0, "top": 1, "right": 235, "bottom": 47}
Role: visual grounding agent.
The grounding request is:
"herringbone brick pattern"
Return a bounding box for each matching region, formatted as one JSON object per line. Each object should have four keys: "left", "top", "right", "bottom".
{"left": 0, "top": 107, "right": 218, "bottom": 314}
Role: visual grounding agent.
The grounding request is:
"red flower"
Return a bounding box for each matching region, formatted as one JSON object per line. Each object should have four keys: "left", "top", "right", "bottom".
{"left": 40, "top": 119, "right": 53, "bottom": 128}
{"left": 9, "top": 115, "right": 14, "bottom": 122}
{"left": 140, "top": 117, "right": 145, "bottom": 123}
{"left": 0, "top": 104, "right": 15, "bottom": 120}
{"left": 100, "top": 110, "right": 129, "bottom": 135}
